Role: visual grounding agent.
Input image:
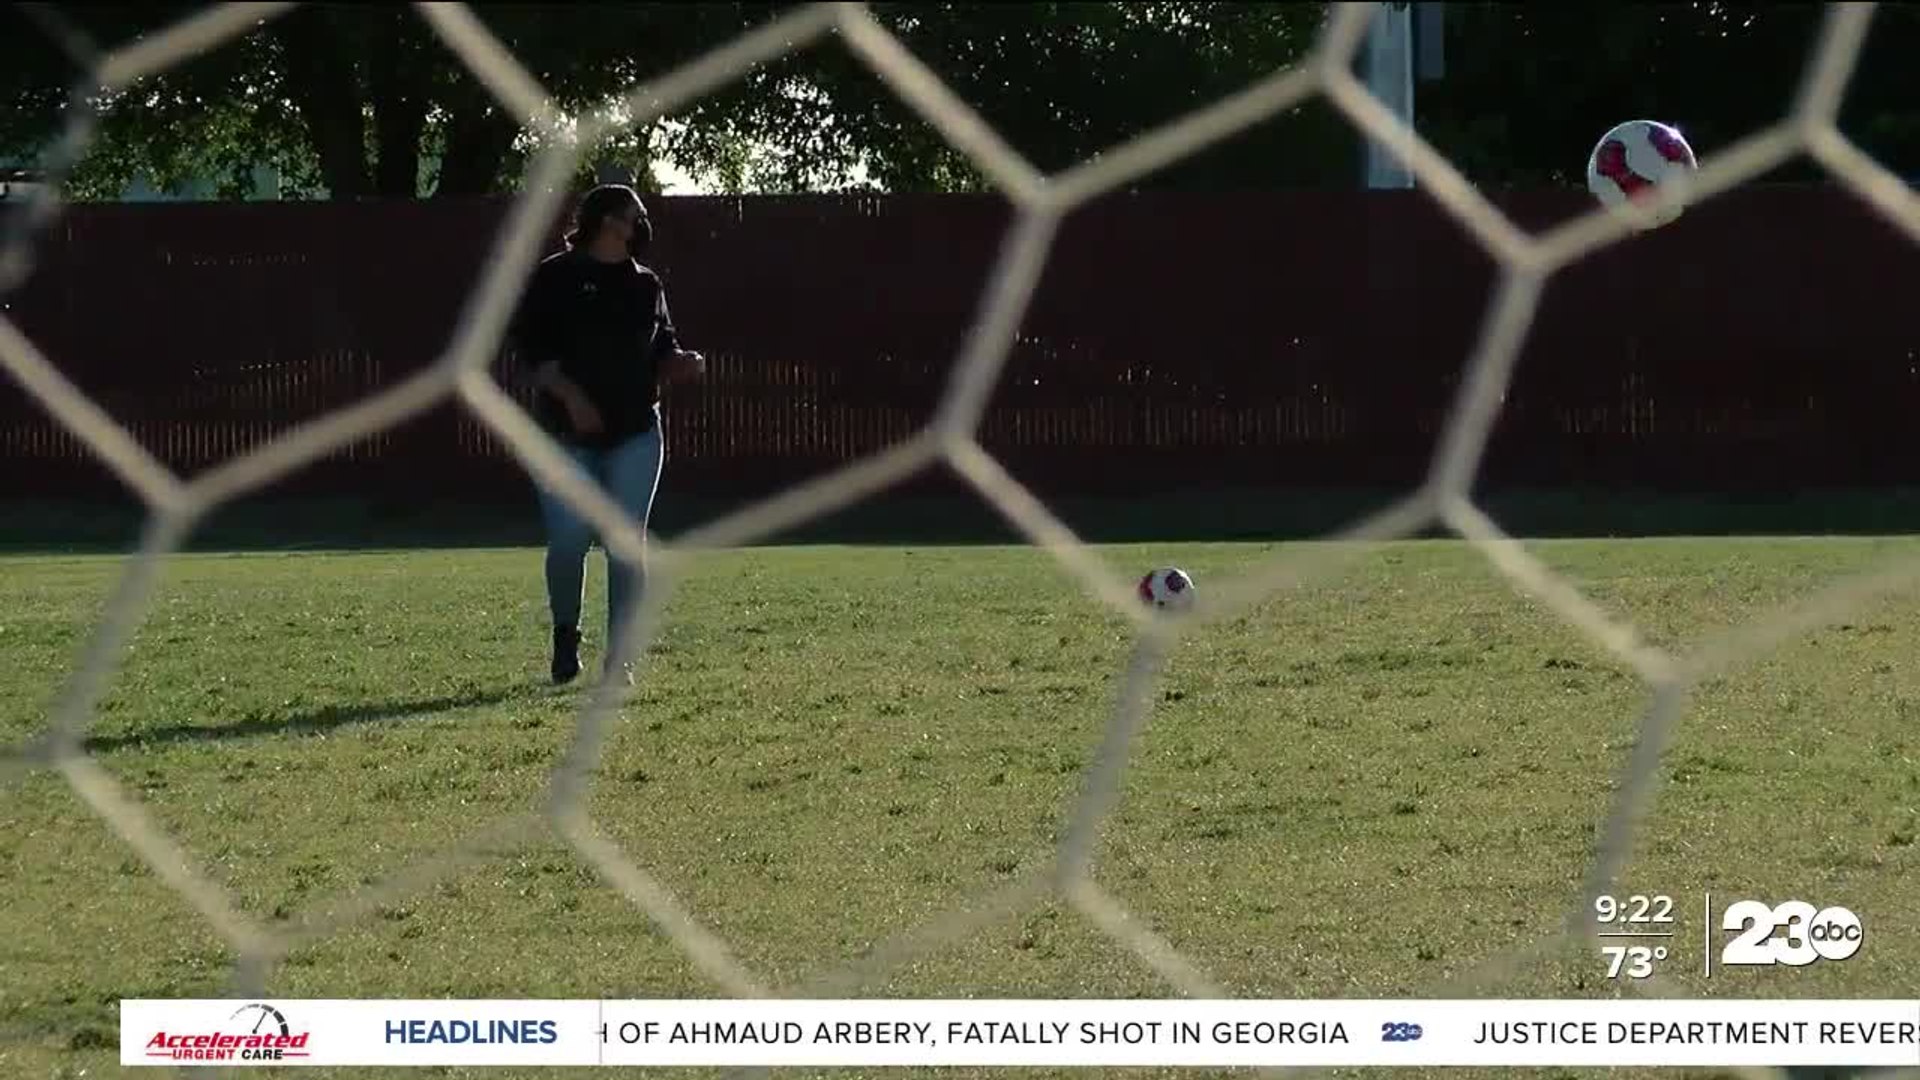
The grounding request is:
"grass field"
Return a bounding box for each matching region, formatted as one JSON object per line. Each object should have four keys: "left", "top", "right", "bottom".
{"left": 2, "top": 535, "right": 1918, "bottom": 1080}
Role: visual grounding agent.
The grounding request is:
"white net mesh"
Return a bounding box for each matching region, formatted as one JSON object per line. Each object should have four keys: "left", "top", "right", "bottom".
{"left": 3, "top": 3, "right": 1917, "bottom": 1078}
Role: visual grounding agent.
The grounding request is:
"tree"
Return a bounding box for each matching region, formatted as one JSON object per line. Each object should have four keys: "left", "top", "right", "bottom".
{"left": 0, "top": 3, "right": 790, "bottom": 200}
{"left": 710, "top": 2, "right": 1345, "bottom": 192}
{"left": 1416, "top": 3, "right": 1920, "bottom": 188}
{"left": 19, "top": 3, "right": 1907, "bottom": 202}
{"left": 2, "top": 2, "right": 1347, "bottom": 200}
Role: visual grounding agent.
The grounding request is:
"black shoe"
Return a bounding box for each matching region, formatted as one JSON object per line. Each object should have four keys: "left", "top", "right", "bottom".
{"left": 551, "top": 625, "right": 582, "bottom": 685}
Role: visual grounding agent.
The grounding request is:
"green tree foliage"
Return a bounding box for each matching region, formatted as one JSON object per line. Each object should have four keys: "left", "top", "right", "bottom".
{"left": 0, "top": 3, "right": 786, "bottom": 200}
{"left": 1418, "top": 2, "right": 1920, "bottom": 187}
{"left": 675, "top": 2, "right": 1344, "bottom": 192}
{"left": 1, "top": 2, "right": 1335, "bottom": 200}
{"left": 3, "top": 2, "right": 1916, "bottom": 201}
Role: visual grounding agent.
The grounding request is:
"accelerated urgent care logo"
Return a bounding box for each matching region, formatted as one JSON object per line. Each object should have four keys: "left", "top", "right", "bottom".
{"left": 145, "top": 1002, "right": 312, "bottom": 1063}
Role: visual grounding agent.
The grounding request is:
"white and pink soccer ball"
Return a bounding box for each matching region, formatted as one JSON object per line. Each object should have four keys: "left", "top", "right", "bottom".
{"left": 1138, "top": 567, "right": 1195, "bottom": 613}
{"left": 1586, "top": 120, "right": 1698, "bottom": 230}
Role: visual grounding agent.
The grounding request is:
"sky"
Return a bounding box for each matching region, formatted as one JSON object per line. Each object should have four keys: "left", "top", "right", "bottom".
{"left": 649, "top": 158, "right": 707, "bottom": 196}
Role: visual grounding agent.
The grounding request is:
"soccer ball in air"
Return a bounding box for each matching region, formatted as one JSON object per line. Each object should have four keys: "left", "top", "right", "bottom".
{"left": 1586, "top": 120, "right": 1697, "bottom": 230}
{"left": 1138, "top": 567, "right": 1196, "bottom": 613}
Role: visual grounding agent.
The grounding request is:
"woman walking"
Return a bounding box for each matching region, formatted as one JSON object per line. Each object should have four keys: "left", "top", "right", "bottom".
{"left": 509, "top": 183, "right": 704, "bottom": 686}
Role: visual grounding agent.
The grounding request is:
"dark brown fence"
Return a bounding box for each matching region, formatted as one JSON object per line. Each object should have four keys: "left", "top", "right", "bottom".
{"left": 3, "top": 187, "right": 1917, "bottom": 505}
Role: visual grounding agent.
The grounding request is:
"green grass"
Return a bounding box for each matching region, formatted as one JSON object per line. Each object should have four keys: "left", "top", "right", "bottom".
{"left": 2, "top": 537, "right": 1918, "bottom": 1080}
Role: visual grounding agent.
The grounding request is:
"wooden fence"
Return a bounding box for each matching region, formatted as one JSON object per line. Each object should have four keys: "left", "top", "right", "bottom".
{"left": 2, "top": 187, "right": 1917, "bottom": 505}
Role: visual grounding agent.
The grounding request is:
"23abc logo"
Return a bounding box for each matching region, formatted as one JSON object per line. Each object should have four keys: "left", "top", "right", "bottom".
{"left": 1720, "top": 900, "right": 1863, "bottom": 967}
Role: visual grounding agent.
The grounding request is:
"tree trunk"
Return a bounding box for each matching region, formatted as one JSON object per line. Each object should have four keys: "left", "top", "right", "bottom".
{"left": 368, "top": 7, "right": 429, "bottom": 197}
{"left": 273, "top": 7, "right": 371, "bottom": 199}
{"left": 434, "top": 100, "right": 519, "bottom": 197}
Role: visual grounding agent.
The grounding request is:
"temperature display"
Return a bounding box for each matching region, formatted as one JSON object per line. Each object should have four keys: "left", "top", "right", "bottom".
{"left": 1593, "top": 894, "right": 1678, "bottom": 981}
{"left": 1602, "top": 944, "right": 1668, "bottom": 979}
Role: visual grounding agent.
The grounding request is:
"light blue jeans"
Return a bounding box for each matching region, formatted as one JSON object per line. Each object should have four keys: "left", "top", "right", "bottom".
{"left": 536, "top": 420, "right": 665, "bottom": 652}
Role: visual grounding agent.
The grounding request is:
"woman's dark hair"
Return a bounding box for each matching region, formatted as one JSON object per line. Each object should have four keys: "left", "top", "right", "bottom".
{"left": 563, "top": 183, "right": 651, "bottom": 255}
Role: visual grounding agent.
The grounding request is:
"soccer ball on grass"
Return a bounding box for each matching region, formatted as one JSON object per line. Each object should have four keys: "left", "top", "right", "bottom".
{"left": 1586, "top": 119, "right": 1697, "bottom": 230}
{"left": 1138, "top": 567, "right": 1195, "bottom": 613}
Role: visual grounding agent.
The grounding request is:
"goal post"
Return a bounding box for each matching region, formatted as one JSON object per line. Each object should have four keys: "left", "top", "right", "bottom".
{"left": 1362, "top": 1, "right": 1445, "bottom": 190}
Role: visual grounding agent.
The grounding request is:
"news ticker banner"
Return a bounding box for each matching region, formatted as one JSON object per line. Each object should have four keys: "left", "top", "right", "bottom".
{"left": 125, "top": 998, "right": 1920, "bottom": 1069}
